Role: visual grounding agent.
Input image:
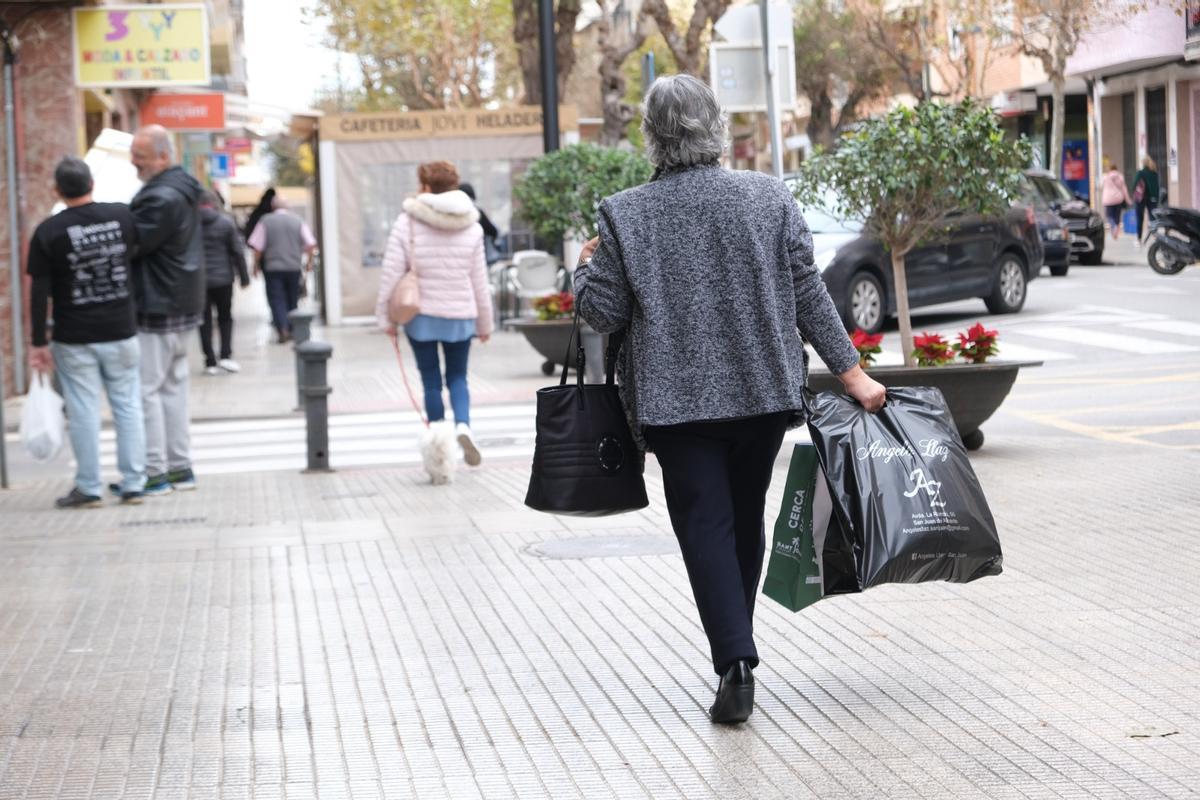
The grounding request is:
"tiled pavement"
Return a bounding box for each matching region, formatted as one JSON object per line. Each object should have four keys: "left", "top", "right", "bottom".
{"left": 1, "top": 424, "right": 1198, "bottom": 799}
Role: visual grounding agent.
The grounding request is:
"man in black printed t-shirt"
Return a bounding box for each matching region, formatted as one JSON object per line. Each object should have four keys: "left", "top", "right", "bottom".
{"left": 27, "top": 157, "right": 147, "bottom": 509}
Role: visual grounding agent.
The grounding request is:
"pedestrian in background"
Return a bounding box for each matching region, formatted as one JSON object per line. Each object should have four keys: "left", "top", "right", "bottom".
{"left": 129, "top": 124, "right": 205, "bottom": 496}
{"left": 247, "top": 195, "right": 316, "bottom": 343}
{"left": 574, "top": 74, "right": 886, "bottom": 725}
{"left": 27, "top": 157, "right": 146, "bottom": 508}
{"left": 1133, "top": 156, "right": 1160, "bottom": 246}
{"left": 198, "top": 190, "right": 250, "bottom": 375}
{"left": 376, "top": 161, "right": 494, "bottom": 466}
{"left": 1101, "top": 162, "right": 1133, "bottom": 242}
{"left": 243, "top": 187, "right": 275, "bottom": 242}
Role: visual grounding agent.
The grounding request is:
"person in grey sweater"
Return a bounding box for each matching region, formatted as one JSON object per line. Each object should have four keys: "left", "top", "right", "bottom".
{"left": 574, "top": 74, "right": 885, "bottom": 725}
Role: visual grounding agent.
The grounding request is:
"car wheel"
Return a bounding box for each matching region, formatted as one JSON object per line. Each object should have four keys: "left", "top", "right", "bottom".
{"left": 844, "top": 271, "right": 885, "bottom": 334}
{"left": 1079, "top": 240, "right": 1104, "bottom": 265}
{"left": 1147, "top": 242, "right": 1187, "bottom": 275}
{"left": 984, "top": 253, "right": 1027, "bottom": 314}
{"left": 1049, "top": 262, "right": 1069, "bottom": 277}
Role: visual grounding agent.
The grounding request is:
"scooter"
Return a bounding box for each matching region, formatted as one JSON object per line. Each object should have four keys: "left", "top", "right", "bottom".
{"left": 1147, "top": 206, "right": 1200, "bottom": 275}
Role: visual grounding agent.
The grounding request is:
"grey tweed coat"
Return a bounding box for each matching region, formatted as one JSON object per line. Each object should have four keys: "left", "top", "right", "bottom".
{"left": 573, "top": 164, "right": 858, "bottom": 447}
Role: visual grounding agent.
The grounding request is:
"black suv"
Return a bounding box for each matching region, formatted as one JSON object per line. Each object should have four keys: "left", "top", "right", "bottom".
{"left": 1024, "top": 169, "right": 1105, "bottom": 265}
{"left": 803, "top": 198, "right": 1044, "bottom": 334}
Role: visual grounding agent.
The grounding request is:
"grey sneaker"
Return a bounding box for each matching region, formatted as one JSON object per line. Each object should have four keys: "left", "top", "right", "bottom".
{"left": 55, "top": 488, "right": 102, "bottom": 509}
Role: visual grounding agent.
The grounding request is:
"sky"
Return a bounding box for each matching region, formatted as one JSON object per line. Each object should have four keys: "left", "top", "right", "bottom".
{"left": 243, "top": 0, "right": 357, "bottom": 111}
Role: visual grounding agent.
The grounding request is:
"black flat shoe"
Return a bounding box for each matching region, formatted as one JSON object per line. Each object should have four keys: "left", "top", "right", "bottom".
{"left": 709, "top": 659, "right": 754, "bottom": 724}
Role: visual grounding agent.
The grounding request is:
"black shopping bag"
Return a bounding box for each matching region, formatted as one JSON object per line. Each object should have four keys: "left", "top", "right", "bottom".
{"left": 525, "top": 316, "right": 648, "bottom": 516}
{"left": 806, "top": 386, "right": 1002, "bottom": 589}
{"left": 762, "top": 443, "right": 860, "bottom": 613}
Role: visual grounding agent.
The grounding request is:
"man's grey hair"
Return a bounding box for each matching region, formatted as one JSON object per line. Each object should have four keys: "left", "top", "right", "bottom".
{"left": 640, "top": 74, "right": 727, "bottom": 170}
{"left": 139, "top": 125, "right": 176, "bottom": 162}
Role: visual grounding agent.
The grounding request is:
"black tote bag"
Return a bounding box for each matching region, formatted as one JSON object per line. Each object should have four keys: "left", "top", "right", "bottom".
{"left": 524, "top": 313, "right": 649, "bottom": 516}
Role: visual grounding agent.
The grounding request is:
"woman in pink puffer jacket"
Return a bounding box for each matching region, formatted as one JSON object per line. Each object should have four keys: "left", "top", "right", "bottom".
{"left": 376, "top": 161, "right": 494, "bottom": 466}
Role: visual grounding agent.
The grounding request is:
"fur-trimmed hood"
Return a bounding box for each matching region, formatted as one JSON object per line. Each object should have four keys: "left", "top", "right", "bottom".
{"left": 403, "top": 190, "right": 480, "bottom": 230}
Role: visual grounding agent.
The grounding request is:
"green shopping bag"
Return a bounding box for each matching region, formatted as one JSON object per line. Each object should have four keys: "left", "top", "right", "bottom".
{"left": 762, "top": 443, "right": 839, "bottom": 613}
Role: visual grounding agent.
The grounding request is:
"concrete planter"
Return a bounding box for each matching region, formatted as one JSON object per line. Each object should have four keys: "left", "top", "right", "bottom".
{"left": 504, "top": 317, "right": 605, "bottom": 381}
{"left": 806, "top": 360, "right": 1043, "bottom": 450}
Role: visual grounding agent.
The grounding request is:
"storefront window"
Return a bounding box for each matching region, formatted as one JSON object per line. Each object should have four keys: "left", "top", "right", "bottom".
{"left": 359, "top": 159, "right": 518, "bottom": 268}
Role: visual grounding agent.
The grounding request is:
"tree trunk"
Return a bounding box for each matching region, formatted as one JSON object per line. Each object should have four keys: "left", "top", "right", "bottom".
{"left": 805, "top": 89, "right": 835, "bottom": 151}
{"left": 512, "top": 0, "right": 581, "bottom": 105}
{"left": 1050, "top": 73, "right": 1066, "bottom": 177}
{"left": 891, "top": 249, "right": 915, "bottom": 368}
{"left": 597, "top": 7, "right": 648, "bottom": 146}
{"left": 513, "top": 0, "right": 541, "bottom": 104}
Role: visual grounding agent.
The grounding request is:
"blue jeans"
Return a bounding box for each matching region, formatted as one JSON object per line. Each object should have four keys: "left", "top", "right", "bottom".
{"left": 264, "top": 270, "right": 301, "bottom": 334}
{"left": 51, "top": 337, "right": 146, "bottom": 496}
{"left": 407, "top": 336, "right": 472, "bottom": 426}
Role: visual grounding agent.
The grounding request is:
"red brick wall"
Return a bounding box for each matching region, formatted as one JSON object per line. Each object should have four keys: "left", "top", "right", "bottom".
{"left": 0, "top": 7, "right": 82, "bottom": 398}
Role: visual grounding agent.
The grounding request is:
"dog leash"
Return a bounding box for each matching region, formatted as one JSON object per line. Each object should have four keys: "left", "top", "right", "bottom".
{"left": 390, "top": 333, "right": 429, "bottom": 428}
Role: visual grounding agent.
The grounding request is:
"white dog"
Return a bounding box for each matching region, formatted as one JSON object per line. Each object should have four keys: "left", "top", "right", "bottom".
{"left": 419, "top": 420, "right": 459, "bottom": 485}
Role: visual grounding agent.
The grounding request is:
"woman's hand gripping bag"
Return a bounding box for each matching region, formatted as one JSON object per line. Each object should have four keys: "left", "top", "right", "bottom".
{"left": 806, "top": 386, "right": 1002, "bottom": 590}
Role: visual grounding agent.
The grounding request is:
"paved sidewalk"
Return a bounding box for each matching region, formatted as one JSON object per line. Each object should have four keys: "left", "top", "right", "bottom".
{"left": 1, "top": 420, "right": 1197, "bottom": 798}
{"left": 2, "top": 235, "right": 1198, "bottom": 798}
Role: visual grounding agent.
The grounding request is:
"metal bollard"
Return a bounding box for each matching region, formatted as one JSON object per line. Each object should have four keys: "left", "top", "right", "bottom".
{"left": 288, "top": 309, "right": 315, "bottom": 410}
{"left": 298, "top": 340, "right": 333, "bottom": 472}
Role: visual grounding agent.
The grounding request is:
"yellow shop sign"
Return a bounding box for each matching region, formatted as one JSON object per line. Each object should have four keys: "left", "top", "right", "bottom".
{"left": 74, "top": 4, "right": 210, "bottom": 88}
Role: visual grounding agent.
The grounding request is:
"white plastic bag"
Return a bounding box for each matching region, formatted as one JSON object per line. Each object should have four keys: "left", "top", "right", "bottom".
{"left": 20, "top": 372, "right": 65, "bottom": 462}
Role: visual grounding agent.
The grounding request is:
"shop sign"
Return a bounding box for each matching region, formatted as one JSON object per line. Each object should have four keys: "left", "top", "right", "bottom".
{"left": 140, "top": 93, "right": 225, "bottom": 130}
{"left": 991, "top": 91, "right": 1038, "bottom": 117}
{"left": 209, "top": 152, "right": 232, "bottom": 179}
{"left": 74, "top": 4, "right": 211, "bottom": 88}
{"left": 321, "top": 106, "right": 579, "bottom": 142}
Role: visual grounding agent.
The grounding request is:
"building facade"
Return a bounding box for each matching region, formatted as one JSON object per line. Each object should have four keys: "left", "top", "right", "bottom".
{"left": 1069, "top": 6, "right": 1200, "bottom": 210}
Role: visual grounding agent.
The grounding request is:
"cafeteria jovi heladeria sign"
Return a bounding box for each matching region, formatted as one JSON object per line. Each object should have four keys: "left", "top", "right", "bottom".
{"left": 74, "top": 4, "right": 210, "bottom": 88}
{"left": 321, "top": 107, "right": 579, "bottom": 142}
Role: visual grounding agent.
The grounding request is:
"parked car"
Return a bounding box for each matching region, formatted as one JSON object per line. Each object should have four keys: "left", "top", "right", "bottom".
{"left": 1024, "top": 168, "right": 1105, "bottom": 265}
{"left": 803, "top": 198, "right": 1043, "bottom": 334}
{"left": 1019, "top": 176, "right": 1072, "bottom": 277}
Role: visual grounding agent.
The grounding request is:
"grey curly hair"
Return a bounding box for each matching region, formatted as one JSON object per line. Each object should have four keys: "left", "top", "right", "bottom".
{"left": 640, "top": 74, "right": 728, "bottom": 170}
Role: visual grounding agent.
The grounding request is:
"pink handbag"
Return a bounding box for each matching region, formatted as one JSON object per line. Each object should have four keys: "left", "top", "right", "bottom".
{"left": 387, "top": 217, "right": 420, "bottom": 325}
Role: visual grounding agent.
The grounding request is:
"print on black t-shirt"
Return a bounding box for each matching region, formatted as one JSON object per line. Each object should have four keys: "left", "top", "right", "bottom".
{"left": 28, "top": 202, "right": 139, "bottom": 346}
{"left": 65, "top": 219, "right": 130, "bottom": 306}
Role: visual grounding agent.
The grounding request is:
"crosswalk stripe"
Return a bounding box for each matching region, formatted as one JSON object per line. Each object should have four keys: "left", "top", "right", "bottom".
{"left": 1011, "top": 326, "right": 1199, "bottom": 354}
{"left": 1120, "top": 320, "right": 1200, "bottom": 338}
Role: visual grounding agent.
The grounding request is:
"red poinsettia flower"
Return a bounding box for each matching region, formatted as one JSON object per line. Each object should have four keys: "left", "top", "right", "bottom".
{"left": 953, "top": 321, "right": 1000, "bottom": 364}
{"left": 851, "top": 329, "right": 884, "bottom": 349}
{"left": 532, "top": 291, "right": 575, "bottom": 320}
{"left": 911, "top": 332, "right": 955, "bottom": 367}
{"left": 850, "top": 328, "right": 884, "bottom": 368}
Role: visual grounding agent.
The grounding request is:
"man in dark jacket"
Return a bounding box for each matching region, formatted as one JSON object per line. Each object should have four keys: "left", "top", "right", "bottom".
{"left": 129, "top": 124, "right": 205, "bottom": 496}
{"left": 197, "top": 191, "right": 249, "bottom": 375}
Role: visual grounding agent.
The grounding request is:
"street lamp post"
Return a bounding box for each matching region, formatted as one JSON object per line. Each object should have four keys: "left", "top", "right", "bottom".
{"left": 538, "top": 0, "right": 559, "bottom": 153}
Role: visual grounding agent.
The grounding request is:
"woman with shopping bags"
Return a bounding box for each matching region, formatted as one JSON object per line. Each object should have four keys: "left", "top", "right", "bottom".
{"left": 573, "top": 74, "right": 885, "bottom": 725}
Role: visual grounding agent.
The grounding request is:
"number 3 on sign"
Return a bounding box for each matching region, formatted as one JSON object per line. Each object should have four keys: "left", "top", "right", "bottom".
{"left": 104, "top": 12, "right": 129, "bottom": 42}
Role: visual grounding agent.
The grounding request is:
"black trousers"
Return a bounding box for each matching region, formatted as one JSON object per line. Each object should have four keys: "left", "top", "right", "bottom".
{"left": 199, "top": 284, "right": 234, "bottom": 367}
{"left": 644, "top": 411, "right": 791, "bottom": 675}
{"left": 1136, "top": 199, "right": 1158, "bottom": 243}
